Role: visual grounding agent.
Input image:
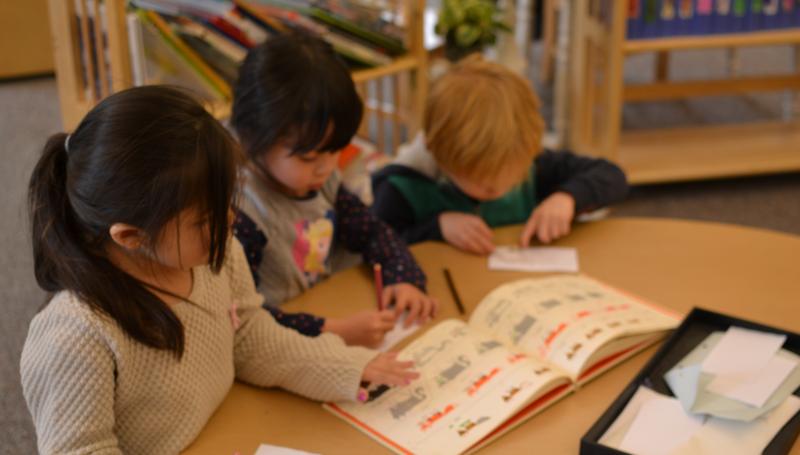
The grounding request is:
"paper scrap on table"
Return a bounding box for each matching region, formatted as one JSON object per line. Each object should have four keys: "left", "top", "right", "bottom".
{"left": 618, "top": 395, "right": 705, "bottom": 455}
{"left": 672, "top": 394, "right": 800, "bottom": 455}
{"left": 599, "top": 385, "right": 665, "bottom": 448}
{"left": 253, "top": 443, "right": 319, "bottom": 455}
{"left": 664, "top": 332, "right": 800, "bottom": 422}
{"left": 706, "top": 355, "right": 798, "bottom": 407}
{"left": 378, "top": 313, "right": 420, "bottom": 352}
{"left": 488, "top": 246, "right": 579, "bottom": 273}
{"left": 602, "top": 386, "right": 800, "bottom": 455}
{"left": 701, "top": 326, "right": 786, "bottom": 375}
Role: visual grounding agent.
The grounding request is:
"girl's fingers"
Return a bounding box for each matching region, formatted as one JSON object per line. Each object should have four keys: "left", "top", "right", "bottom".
{"left": 378, "top": 309, "right": 397, "bottom": 323}
{"left": 381, "top": 286, "right": 394, "bottom": 310}
{"left": 403, "top": 296, "right": 423, "bottom": 327}
{"left": 430, "top": 297, "right": 440, "bottom": 318}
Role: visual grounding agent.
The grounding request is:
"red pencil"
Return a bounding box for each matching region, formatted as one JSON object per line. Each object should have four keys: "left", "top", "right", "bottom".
{"left": 373, "top": 263, "right": 384, "bottom": 310}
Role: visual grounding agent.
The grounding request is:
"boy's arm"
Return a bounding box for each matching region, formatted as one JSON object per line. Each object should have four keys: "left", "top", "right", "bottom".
{"left": 534, "top": 150, "right": 629, "bottom": 213}
{"left": 371, "top": 177, "right": 444, "bottom": 244}
{"left": 233, "top": 210, "right": 325, "bottom": 336}
{"left": 335, "top": 187, "right": 427, "bottom": 290}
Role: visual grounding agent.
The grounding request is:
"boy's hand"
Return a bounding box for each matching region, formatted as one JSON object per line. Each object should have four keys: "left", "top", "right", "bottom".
{"left": 381, "top": 283, "right": 439, "bottom": 328}
{"left": 361, "top": 352, "right": 419, "bottom": 390}
{"left": 520, "top": 192, "right": 576, "bottom": 246}
{"left": 323, "top": 310, "right": 396, "bottom": 348}
{"left": 439, "top": 212, "right": 495, "bottom": 255}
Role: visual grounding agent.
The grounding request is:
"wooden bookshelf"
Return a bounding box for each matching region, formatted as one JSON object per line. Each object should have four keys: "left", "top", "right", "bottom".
{"left": 620, "top": 121, "right": 800, "bottom": 184}
{"left": 623, "top": 28, "right": 800, "bottom": 53}
{"left": 568, "top": 1, "right": 800, "bottom": 184}
{"left": 47, "top": 0, "right": 428, "bottom": 153}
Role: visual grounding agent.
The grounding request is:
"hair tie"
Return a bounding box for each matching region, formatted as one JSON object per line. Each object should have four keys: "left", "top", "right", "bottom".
{"left": 64, "top": 134, "right": 71, "bottom": 154}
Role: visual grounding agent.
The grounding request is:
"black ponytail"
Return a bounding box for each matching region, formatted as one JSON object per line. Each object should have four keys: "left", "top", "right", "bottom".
{"left": 28, "top": 86, "right": 240, "bottom": 357}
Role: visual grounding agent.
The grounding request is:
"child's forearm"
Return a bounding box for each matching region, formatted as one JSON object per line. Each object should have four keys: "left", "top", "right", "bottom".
{"left": 264, "top": 306, "right": 325, "bottom": 337}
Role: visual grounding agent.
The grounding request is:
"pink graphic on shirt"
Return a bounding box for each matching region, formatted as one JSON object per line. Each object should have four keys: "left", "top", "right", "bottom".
{"left": 292, "top": 213, "right": 334, "bottom": 285}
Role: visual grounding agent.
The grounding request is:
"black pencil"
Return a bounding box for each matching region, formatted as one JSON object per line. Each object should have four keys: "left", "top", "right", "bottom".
{"left": 443, "top": 268, "right": 466, "bottom": 315}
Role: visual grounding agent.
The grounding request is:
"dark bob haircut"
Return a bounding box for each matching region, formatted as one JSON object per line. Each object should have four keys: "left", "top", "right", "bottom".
{"left": 231, "top": 32, "right": 363, "bottom": 159}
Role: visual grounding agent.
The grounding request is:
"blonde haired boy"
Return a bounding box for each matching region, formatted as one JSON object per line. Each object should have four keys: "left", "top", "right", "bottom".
{"left": 372, "top": 58, "right": 628, "bottom": 254}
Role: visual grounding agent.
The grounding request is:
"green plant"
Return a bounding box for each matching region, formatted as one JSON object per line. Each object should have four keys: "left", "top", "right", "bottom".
{"left": 434, "top": 0, "right": 511, "bottom": 50}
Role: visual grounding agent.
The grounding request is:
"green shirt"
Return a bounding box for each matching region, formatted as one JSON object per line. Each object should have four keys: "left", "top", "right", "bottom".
{"left": 387, "top": 168, "right": 537, "bottom": 227}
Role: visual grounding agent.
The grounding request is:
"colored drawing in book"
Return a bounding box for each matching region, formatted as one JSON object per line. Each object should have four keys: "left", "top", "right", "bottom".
{"left": 484, "top": 299, "right": 513, "bottom": 328}
{"left": 436, "top": 356, "right": 471, "bottom": 386}
{"left": 511, "top": 284, "right": 538, "bottom": 299}
{"left": 576, "top": 310, "right": 592, "bottom": 319}
{"left": 511, "top": 316, "right": 536, "bottom": 344}
{"left": 566, "top": 342, "right": 584, "bottom": 360}
{"left": 533, "top": 366, "right": 550, "bottom": 376}
{"left": 607, "top": 320, "right": 622, "bottom": 329}
{"left": 540, "top": 299, "right": 561, "bottom": 309}
{"left": 453, "top": 416, "right": 491, "bottom": 437}
{"left": 544, "top": 323, "right": 568, "bottom": 348}
{"left": 585, "top": 327, "right": 603, "bottom": 340}
{"left": 507, "top": 353, "right": 527, "bottom": 364}
{"left": 467, "top": 368, "right": 501, "bottom": 396}
{"left": 419, "top": 403, "right": 457, "bottom": 431}
{"left": 477, "top": 340, "right": 503, "bottom": 354}
{"left": 413, "top": 340, "right": 453, "bottom": 367}
{"left": 390, "top": 387, "right": 427, "bottom": 419}
{"left": 501, "top": 381, "right": 532, "bottom": 402}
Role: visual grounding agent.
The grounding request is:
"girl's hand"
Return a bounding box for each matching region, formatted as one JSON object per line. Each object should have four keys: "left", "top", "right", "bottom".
{"left": 382, "top": 283, "right": 438, "bottom": 328}
{"left": 519, "top": 192, "right": 576, "bottom": 246}
{"left": 360, "top": 352, "right": 419, "bottom": 394}
{"left": 323, "top": 310, "right": 396, "bottom": 348}
{"left": 439, "top": 212, "right": 495, "bottom": 255}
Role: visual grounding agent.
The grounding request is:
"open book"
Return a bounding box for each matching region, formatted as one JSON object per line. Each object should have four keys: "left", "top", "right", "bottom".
{"left": 325, "top": 275, "right": 680, "bottom": 455}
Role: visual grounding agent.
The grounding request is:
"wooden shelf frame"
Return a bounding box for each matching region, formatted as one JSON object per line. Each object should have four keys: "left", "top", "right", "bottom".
{"left": 47, "top": 0, "right": 428, "bottom": 153}
{"left": 568, "top": 1, "right": 800, "bottom": 184}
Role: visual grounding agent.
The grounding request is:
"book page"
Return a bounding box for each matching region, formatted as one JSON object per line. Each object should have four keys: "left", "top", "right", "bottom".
{"left": 327, "top": 319, "right": 569, "bottom": 455}
{"left": 468, "top": 275, "right": 678, "bottom": 380}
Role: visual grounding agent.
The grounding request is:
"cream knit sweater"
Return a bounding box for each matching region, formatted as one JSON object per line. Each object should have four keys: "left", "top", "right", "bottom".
{"left": 20, "top": 240, "right": 377, "bottom": 454}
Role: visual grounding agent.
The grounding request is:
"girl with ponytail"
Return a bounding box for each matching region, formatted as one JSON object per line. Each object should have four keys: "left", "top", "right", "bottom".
{"left": 21, "top": 86, "right": 417, "bottom": 455}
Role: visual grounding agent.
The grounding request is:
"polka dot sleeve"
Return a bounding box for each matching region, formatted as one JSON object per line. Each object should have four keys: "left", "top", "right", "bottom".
{"left": 335, "top": 187, "right": 427, "bottom": 291}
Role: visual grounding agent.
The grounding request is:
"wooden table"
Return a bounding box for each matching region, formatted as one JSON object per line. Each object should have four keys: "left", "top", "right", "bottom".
{"left": 183, "top": 217, "right": 800, "bottom": 455}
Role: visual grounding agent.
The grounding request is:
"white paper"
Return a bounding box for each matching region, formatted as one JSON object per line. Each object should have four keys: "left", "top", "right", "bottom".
{"left": 672, "top": 395, "right": 800, "bottom": 455}
{"left": 619, "top": 396, "right": 705, "bottom": 455}
{"left": 664, "top": 332, "right": 800, "bottom": 421}
{"left": 488, "top": 246, "right": 579, "bottom": 273}
{"left": 253, "top": 444, "right": 319, "bottom": 455}
{"left": 378, "top": 313, "right": 421, "bottom": 352}
{"left": 706, "top": 355, "right": 798, "bottom": 407}
{"left": 701, "top": 327, "right": 786, "bottom": 375}
{"left": 599, "top": 386, "right": 665, "bottom": 448}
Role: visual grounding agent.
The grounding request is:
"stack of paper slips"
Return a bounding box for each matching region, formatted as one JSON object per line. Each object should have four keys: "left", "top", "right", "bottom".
{"left": 599, "top": 385, "right": 800, "bottom": 455}
{"left": 599, "top": 327, "right": 800, "bottom": 455}
{"left": 665, "top": 327, "right": 800, "bottom": 421}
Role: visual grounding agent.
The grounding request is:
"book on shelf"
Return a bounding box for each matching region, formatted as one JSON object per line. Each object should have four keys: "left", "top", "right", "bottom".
{"left": 325, "top": 274, "right": 680, "bottom": 455}
{"left": 128, "top": 11, "right": 225, "bottom": 101}
{"left": 140, "top": 9, "right": 233, "bottom": 99}
{"left": 125, "top": 0, "right": 412, "bottom": 103}
{"left": 626, "top": 0, "right": 800, "bottom": 40}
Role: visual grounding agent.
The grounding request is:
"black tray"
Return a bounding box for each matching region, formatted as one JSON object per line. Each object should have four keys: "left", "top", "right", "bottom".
{"left": 581, "top": 307, "right": 800, "bottom": 455}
